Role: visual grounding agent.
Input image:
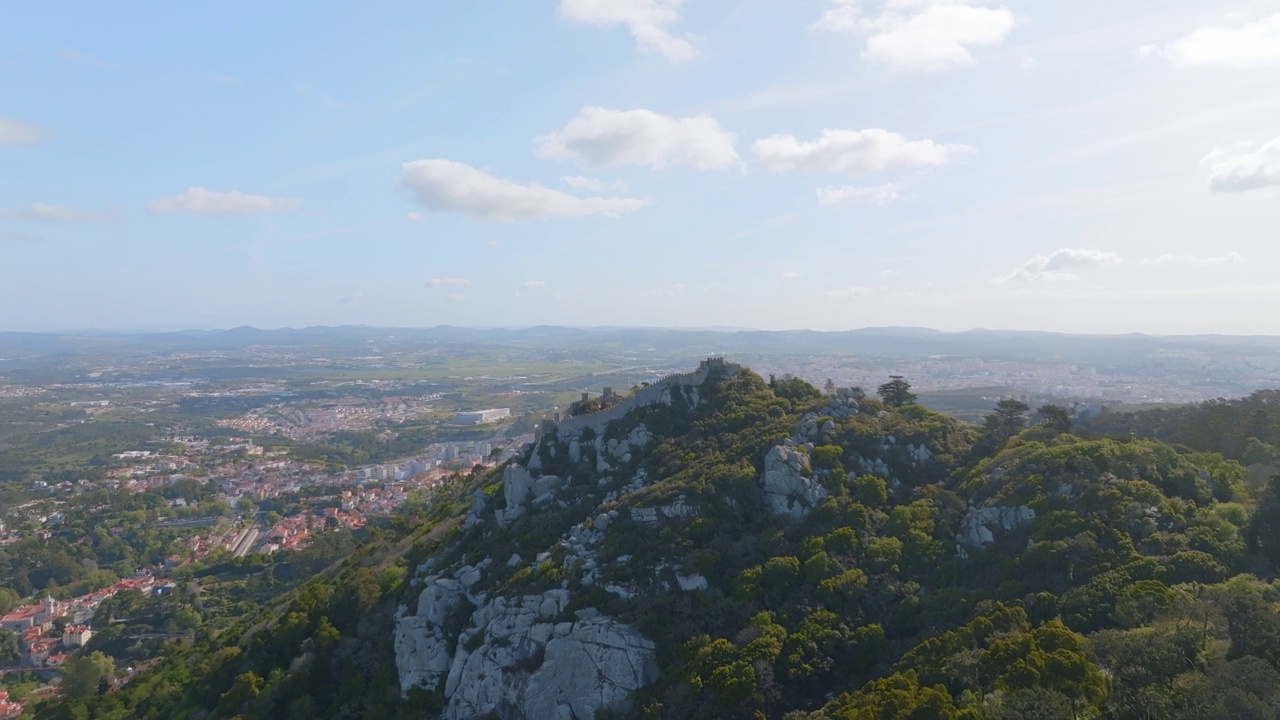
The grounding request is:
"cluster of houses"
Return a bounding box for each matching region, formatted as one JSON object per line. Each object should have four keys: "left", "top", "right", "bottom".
{"left": 0, "top": 574, "right": 160, "bottom": 669}
{"left": 0, "top": 595, "right": 84, "bottom": 668}
{"left": 0, "top": 690, "right": 24, "bottom": 718}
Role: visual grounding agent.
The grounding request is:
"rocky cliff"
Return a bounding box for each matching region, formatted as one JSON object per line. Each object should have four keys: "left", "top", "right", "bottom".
{"left": 395, "top": 359, "right": 743, "bottom": 717}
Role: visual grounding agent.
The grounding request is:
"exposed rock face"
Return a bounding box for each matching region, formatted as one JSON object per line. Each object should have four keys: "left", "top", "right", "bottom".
{"left": 397, "top": 576, "right": 657, "bottom": 719}
{"left": 761, "top": 445, "right": 829, "bottom": 518}
{"left": 858, "top": 455, "right": 892, "bottom": 479}
{"left": 630, "top": 498, "right": 700, "bottom": 526}
{"left": 906, "top": 443, "right": 931, "bottom": 465}
{"left": 956, "top": 505, "right": 1036, "bottom": 557}
{"left": 397, "top": 362, "right": 744, "bottom": 716}
{"left": 827, "top": 387, "right": 864, "bottom": 419}
{"left": 797, "top": 414, "right": 826, "bottom": 442}
{"left": 519, "top": 617, "right": 658, "bottom": 720}
{"left": 497, "top": 465, "right": 536, "bottom": 526}
{"left": 463, "top": 490, "right": 488, "bottom": 529}
{"left": 394, "top": 577, "right": 467, "bottom": 693}
{"left": 677, "top": 573, "right": 709, "bottom": 591}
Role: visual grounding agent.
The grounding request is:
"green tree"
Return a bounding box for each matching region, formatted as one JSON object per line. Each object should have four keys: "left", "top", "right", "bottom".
{"left": 986, "top": 399, "right": 1031, "bottom": 444}
{"left": 853, "top": 475, "right": 888, "bottom": 506}
{"left": 761, "top": 556, "right": 801, "bottom": 592}
{"left": 823, "top": 671, "right": 964, "bottom": 719}
{"left": 803, "top": 551, "right": 830, "bottom": 585}
{"left": 812, "top": 446, "right": 844, "bottom": 471}
{"left": 1248, "top": 474, "right": 1280, "bottom": 565}
{"left": 1036, "top": 404, "right": 1073, "bottom": 433}
{"left": 877, "top": 376, "right": 917, "bottom": 407}
{"left": 60, "top": 651, "right": 115, "bottom": 698}
{"left": 1242, "top": 437, "right": 1280, "bottom": 466}
{"left": 0, "top": 587, "right": 18, "bottom": 615}
{"left": 171, "top": 607, "right": 202, "bottom": 630}
{"left": 0, "top": 629, "right": 19, "bottom": 662}
{"left": 219, "top": 671, "right": 265, "bottom": 715}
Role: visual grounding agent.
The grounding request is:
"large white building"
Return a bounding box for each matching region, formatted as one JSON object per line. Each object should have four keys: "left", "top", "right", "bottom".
{"left": 452, "top": 408, "right": 512, "bottom": 425}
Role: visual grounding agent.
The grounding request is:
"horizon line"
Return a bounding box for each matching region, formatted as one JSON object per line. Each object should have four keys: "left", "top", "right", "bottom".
{"left": 4, "top": 323, "right": 1280, "bottom": 340}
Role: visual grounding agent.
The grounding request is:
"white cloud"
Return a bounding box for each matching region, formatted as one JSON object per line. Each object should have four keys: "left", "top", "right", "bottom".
{"left": 781, "top": 271, "right": 802, "bottom": 281}
{"left": 1143, "top": 13, "right": 1280, "bottom": 69}
{"left": 536, "top": 107, "right": 739, "bottom": 171}
{"left": 823, "top": 286, "right": 876, "bottom": 300}
{"left": 406, "top": 212, "right": 425, "bottom": 222}
{"left": 994, "top": 248, "right": 1122, "bottom": 284}
{"left": 0, "top": 202, "right": 90, "bottom": 221}
{"left": 148, "top": 187, "right": 301, "bottom": 215}
{"left": 338, "top": 291, "right": 364, "bottom": 305}
{"left": 1200, "top": 138, "right": 1280, "bottom": 193}
{"left": 814, "top": 0, "right": 860, "bottom": 32}
{"left": 447, "top": 294, "right": 466, "bottom": 303}
{"left": 0, "top": 116, "right": 51, "bottom": 146}
{"left": 427, "top": 278, "right": 471, "bottom": 287}
{"left": 1141, "top": 252, "right": 1243, "bottom": 267}
{"left": 562, "top": 175, "right": 629, "bottom": 193}
{"left": 879, "top": 269, "right": 899, "bottom": 277}
{"left": 754, "top": 128, "right": 971, "bottom": 176}
{"left": 816, "top": 183, "right": 902, "bottom": 207}
{"left": 559, "top": 0, "right": 696, "bottom": 62}
{"left": 523, "top": 280, "right": 549, "bottom": 289}
{"left": 400, "top": 159, "right": 650, "bottom": 222}
{"left": 815, "top": 0, "right": 1017, "bottom": 72}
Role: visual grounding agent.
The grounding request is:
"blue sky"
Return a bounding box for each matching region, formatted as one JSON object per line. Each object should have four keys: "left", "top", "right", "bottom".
{"left": 2, "top": 0, "right": 1279, "bottom": 334}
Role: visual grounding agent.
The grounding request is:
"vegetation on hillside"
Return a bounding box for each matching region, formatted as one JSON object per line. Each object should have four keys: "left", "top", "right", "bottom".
{"left": 27, "top": 368, "right": 1280, "bottom": 719}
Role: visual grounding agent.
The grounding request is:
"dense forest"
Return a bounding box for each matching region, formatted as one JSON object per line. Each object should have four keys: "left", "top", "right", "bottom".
{"left": 25, "top": 367, "right": 1280, "bottom": 719}
{"left": 1085, "top": 389, "right": 1280, "bottom": 466}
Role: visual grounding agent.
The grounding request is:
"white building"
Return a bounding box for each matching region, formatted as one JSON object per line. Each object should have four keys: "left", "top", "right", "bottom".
{"left": 452, "top": 408, "right": 512, "bottom": 425}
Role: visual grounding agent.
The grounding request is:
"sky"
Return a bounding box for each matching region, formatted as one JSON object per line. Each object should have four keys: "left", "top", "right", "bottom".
{"left": 2, "top": 0, "right": 1279, "bottom": 335}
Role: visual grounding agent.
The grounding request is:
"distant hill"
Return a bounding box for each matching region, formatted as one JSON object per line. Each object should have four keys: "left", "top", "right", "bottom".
{"left": 5, "top": 324, "right": 1280, "bottom": 363}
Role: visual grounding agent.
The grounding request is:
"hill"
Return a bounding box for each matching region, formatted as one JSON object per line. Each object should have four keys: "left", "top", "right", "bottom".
{"left": 30, "top": 359, "right": 1280, "bottom": 720}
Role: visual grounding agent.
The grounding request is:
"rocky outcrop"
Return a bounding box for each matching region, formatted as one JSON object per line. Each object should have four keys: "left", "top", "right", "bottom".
{"left": 630, "top": 497, "right": 700, "bottom": 526}
{"left": 394, "top": 577, "right": 467, "bottom": 693}
{"left": 906, "top": 443, "right": 931, "bottom": 464}
{"left": 798, "top": 413, "right": 837, "bottom": 443}
{"left": 858, "top": 455, "right": 892, "bottom": 479}
{"left": 761, "top": 445, "right": 829, "bottom": 518}
{"left": 519, "top": 617, "right": 658, "bottom": 720}
{"left": 493, "top": 465, "right": 566, "bottom": 526}
{"left": 397, "top": 574, "right": 657, "bottom": 719}
{"left": 827, "top": 387, "right": 864, "bottom": 419}
{"left": 956, "top": 505, "right": 1036, "bottom": 557}
{"left": 497, "top": 465, "right": 535, "bottom": 526}
{"left": 463, "top": 490, "right": 488, "bottom": 529}
{"left": 677, "top": 573, "right": 709, "bottom": 591}
{"left": 397, "top": 360, "right": 753, "bottom": 716}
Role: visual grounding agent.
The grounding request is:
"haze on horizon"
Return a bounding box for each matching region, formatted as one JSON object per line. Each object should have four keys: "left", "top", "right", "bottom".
{"left": 3, "top": 1, "right": 1279, "bottom": 336}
